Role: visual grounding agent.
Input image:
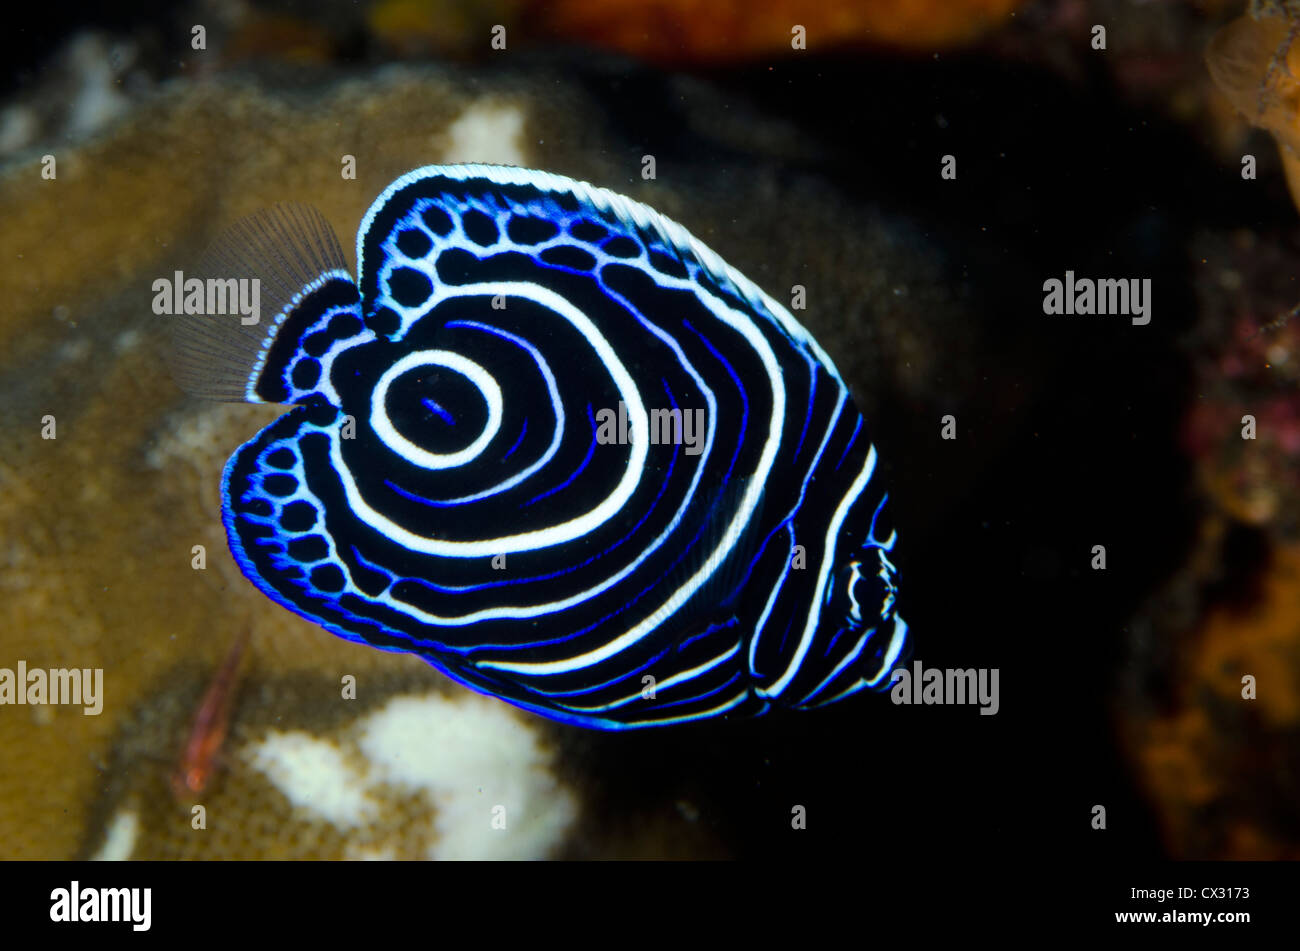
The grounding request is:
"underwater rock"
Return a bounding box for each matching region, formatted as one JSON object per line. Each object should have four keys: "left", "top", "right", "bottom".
{"left": 0, "top": 32, "right": 149, "bottom": 159}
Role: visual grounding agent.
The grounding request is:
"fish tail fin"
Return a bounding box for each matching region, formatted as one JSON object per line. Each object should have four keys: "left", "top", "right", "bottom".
{"left": 167, "top": 203, "right": 363, "bottom": 405}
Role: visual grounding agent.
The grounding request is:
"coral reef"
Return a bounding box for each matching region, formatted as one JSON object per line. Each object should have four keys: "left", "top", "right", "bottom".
{"left": 1123, "top": 542, "right": 1300, "bottom": 859}
{"left": 1119, "top": 225, "right": 1300, "bottom": 858}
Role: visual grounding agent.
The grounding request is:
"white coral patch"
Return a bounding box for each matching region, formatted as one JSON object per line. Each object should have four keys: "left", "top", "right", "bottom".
{"left": 357, "top": 693, "right": 577, "bottom": 860}
{"left": 89, "top": 807, "right": 139, "bottom": 861}
{"left": 242, "top": 692, "right": 577, "bottom": 860}
{"left": 244, "top": 730, "right": 379, "bottom": 828}
{"left": 440, "top": 100, "right": 527, "bottom": 167}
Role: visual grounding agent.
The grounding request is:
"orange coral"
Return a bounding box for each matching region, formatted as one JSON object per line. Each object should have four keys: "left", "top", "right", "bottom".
{"left": 537, "top": 0, "right": 1024, "bottom": 63}
{"left": 1132, "top": 543, "right": 1300, "bottom": 858}
{"left": 1207, "top": 13, "right": 1300, "bottom": 212}
{"left": 1193, "top": 543, "right": 1300, "bottom": 725}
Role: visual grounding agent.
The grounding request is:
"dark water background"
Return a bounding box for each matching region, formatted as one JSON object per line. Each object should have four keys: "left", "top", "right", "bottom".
{"left": 5, "top": 0, "right": 1294, "bottom": 867}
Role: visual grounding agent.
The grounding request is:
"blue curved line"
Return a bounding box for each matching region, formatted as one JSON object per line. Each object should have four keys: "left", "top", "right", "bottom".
{"left": 416, "top": 318, "right": 565, "bottom": 505}
{"left": 522, "top": 404, "right": 598, "bottom": 508}
{"left": 501, "top": 420, "right": 527, "bottom": 462}
{"left": 868, "top": 491, "right": 894, "bottom": 549}
{"left": 384, "top": 478, "right": 458, "bottom": 509}
{"left": 826, "top": 624, "right": 848, "bottom": 657}
{"left": 681, "top": 318, "right": 746, "bottom": 484}
{"left": 349, "top": 543, "right": 395, "bottom": 589}
{"left": 835, "top": 414, "right": 863, "bottom": 473}
{"left": 649, "top": 670, "right": 743, "bottom": 712}
{"left": 678, "top": 616, "right": 738, "bottom": 652}
{"left": 370, "top": 413, "right": 680, "bottom": 599}
{"left": 776, "top": 614, "right": 795, "bottom": 656}
{"left": 793, "top": 356, "right": 817, "bottom": 461}
{"left": 456, "top": 431, "right": 682, "bottom": 651}
{"left": 511, "top": 642, "right": 675, "bottom": 700}
{"left": 421, "top": 397, "right": 455, "bottom": 426}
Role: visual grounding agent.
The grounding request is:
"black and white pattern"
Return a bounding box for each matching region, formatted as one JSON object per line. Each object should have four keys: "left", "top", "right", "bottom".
{"left": 178, "top": 165, "right": 907, "bottom": 729}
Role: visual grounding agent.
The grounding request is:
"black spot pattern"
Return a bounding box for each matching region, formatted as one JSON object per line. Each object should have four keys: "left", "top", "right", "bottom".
{"left": 396, "top": 228, "right": 433, "bottom": 259}
{"left": 387, "top": 267, "right": 433, "bottom": 308}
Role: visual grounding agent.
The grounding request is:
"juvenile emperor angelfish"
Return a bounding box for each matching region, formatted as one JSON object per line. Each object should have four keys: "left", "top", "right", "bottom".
{"left": 169, "top": 164, "right": 907, "bottom": 729}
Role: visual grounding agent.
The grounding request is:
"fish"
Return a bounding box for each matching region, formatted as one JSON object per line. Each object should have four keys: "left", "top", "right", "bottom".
{"left": 168, "top": 164, "right": 907, "bottom": 729}
{"left": 172, "top": 627, "right": 249, "bottom": 801}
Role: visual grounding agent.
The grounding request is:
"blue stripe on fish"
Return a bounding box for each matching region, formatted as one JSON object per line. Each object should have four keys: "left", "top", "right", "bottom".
{"left": 171, "top": 164, "right": 908, "bottom": 729}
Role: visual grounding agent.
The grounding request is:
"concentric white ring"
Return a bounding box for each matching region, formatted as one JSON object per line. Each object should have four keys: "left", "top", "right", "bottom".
{"left": 369, "top": 349, "right": 503, "bottom": 470}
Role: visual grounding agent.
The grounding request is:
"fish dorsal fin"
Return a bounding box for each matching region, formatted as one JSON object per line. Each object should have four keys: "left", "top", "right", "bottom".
{"left": 354, "top": 163, "right": 843, "bottom": 379}
{"left": 168, "top": 203, "right": 360, "bottom": 404}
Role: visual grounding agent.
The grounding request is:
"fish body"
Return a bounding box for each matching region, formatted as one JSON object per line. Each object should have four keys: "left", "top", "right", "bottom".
{"left": 172, "top": 627, "right": 249, "bottom": 800}
{"left": 171, "top": 165, "right": 907, "bottom": 729}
